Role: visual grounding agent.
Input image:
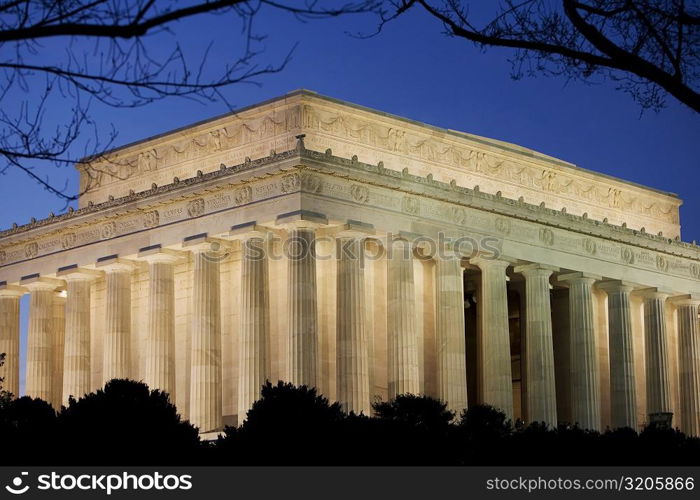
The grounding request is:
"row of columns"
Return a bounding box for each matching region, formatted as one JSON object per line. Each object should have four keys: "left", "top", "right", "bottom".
{"left": 466, "top": 265, "right": 700, "bottom": 435}
{"left": 0, "top": 229, "right": 460, "bottom": 431}
{"left": 1, "top": 229, "right": 699, "bottom": 436}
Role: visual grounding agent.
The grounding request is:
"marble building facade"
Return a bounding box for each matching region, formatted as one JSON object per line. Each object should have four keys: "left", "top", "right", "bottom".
{"left": 0, "top": 90, "right": 699, "bottom": 436}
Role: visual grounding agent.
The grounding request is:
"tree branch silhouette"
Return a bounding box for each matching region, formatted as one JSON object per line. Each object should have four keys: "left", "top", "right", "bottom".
{"left": 379, "top": 1, "right": 699, "bottom": 113}
{"left": 0, "top": 0, "right": 378, "bottom": 202}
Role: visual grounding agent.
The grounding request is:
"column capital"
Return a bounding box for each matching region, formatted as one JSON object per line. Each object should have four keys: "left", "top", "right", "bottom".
{"left": 596, "top": 279, "right": 637, "bottom": 294}
{"left": 20, "top": 275, "right": 63, "bottom": 291}
{"left": 669, "top": 294, "right": 700, "bottom": 307}
{"left": 636, "top": 287, "right": 673, "bottom": 300}
{"left": 137, "top": 245, "right": 188, "bottom": 264}
{"left": 396, "top": 230, "right": 426, "bottom": 243}
{"left": 57, "top": 265, "right": 103, "bottom": 281}
{"left": 181, "top": 233, "right": 231, "bottom": 254}
{"left": 333, "top": 220, "right": 375, "bottom": 239}
{"left": 228, "top": 221, "right": 274, "bottom": 240}
{"left": 557, "top": 271, "right": 602, "bottom": 285}
{"left": 96, "top": 255, "right": 140, "bottom": 273}
{"left": 53, "top": 290, "right": 67, "bottom": 305}
{"left": 513, "top": 263, "right": 559, "bottom": 276}
{"left": 378, "top": 231, "right": 437, "bottom": 261}
{"left": 0, "top": 282, "right": 26, "bottom": 297}
{"left": 470, "top": 256, "right": 511, "bottom": 270}
{"left": 275, "top": 210, "right": 328, "bottom": 229}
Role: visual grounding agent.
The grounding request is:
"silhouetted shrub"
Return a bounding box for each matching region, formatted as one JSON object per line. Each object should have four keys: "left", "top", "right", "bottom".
{"left": 0, "top": 396, "right": 57, "bottom": 464}
{"left": 57, "top": 379, "right": 199, "bottom": 464}
{"left": 373, "top": 394, "right": 454, "bottom": 431}
{"left": 216, "top": 381, "right": 344, "bottom": 464}
{"left": 1, "top": 378, "right": 699, "bottom": 465}
{"left": 370, "top": 394, "right": 459, "bottom": 465}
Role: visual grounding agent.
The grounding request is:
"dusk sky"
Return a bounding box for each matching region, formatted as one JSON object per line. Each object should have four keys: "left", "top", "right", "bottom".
{"left": 1, "top": 4, "right": 698, "bottom": 394}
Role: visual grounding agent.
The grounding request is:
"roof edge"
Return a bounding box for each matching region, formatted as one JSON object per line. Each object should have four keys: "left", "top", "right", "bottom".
{"left": 77, "top": 88, "right": 680, "bottom": 200}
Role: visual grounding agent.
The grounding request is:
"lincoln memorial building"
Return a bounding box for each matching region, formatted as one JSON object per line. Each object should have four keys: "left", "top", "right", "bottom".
{"left": 0, "top": 90, "right": 699, "bottom": 436}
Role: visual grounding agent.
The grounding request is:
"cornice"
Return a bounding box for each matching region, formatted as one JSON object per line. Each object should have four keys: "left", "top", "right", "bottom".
{"left": 298, "top": 148, "right": 699, "bottom": 262}
{"left": 0, "top": 148, "right": 301, "bottom": 240}
{"left": 0, "top": 144, "right": 698, "bottom": 265}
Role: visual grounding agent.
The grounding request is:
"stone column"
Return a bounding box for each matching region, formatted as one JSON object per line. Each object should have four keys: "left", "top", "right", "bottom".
{"left": 514, "top": 263, "right": 558, "bottom": 427}
{"left": 51, "top": 292, "right": 66, "bottom": 408}
{"left": 22, "top": 276, "right": 62, "bottom": 402}
{"left": 0, "top": 283, "right": 26, "bottom": 397}
{"left": 472, "top": 257, "right": 513, "bottom": 420}
{"left": 558, "top": 272, "right": 601, "bottom": 431}
{"left": 387, "top": 238, "right": 419, "bottom": 398}
{"left": 598, "top": 281, "right": 637, "bottom": 430}
{"left": 641, "top": 288, "right": 672, "bottom": 419}
{"left": 138, "top": 248, "right": 184, "bottom": 399}
{"left": 287, "top": 227, "right": 319, "bottom": 388}
{"left": 58, "top": 268, "right": 100, "bottom": 404}
{"left": 336, "top": 231, "right": 370, "bottom": 414}
{"left": 673, "top": 296, "right": 700, "bottom": 436}
{"left": 434, "top": 251, "right": 468, "bottom": 414}
{"left": 185, "top": 236, "right": 224, "bottom": 433}
{"left": 238, "top": 234, "right": 270, "bottom": 417}
{"left": 97, "top": 258, "right": 135, "bottom": 383}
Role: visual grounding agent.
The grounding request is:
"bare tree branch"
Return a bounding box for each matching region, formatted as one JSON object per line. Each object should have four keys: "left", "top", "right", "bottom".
{"left": 0, "top": 0, "right": 380, "bottom": 203}
{"left": 378, "top": 1, "right": 699, "bottom": 112}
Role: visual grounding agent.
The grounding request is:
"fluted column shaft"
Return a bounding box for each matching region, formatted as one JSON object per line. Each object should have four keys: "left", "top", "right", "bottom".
{"left": 643, "top": 291, "right": 672, "bottom": 417}
{"left": 62, "top": 276, "right": 94, "bottom": 403}
{"left": 145, "top": 257, "right": 178, "bottom": 398}
{"left": 287, "top": 227, "right": 318, "bottom": 387}
{"left": 473, "top": 258, "right": 512, "bottom": 420}
{"left": 51, "top": 293, "right": 66, "bottom": 408}
{"left": 516, "top": 264, "right": 557, "bottom": 427}
{"left": 238, "top": 236, "right": 270, "bottom": 417}
{"left": 0, "top": 286, "right": 25, "bottom": 397}
{"left": 436, "top": 253, "right": 468, "bottom": 414}
{"left": 190, "top": 247, "right": 222, "bottom": 432}
{"left": 336, "top": 236, "right": 370, "bottom": 414}
{"left": 560, "top": 273, "right": 601, "bottom": 431}
{"left": 387, "top": 239, "right": 419, "bottom": 398}
{"left": 600, "top": 282, "right": 637, "bottom": 430}
{"left": 103, "top": 264, "right": 133, "bottom": 382}
{"left": 676, "top": 299, "right": 700, "bottom": 436}
{"left": 25, "top": 280, "right": 58, "bottom": 401}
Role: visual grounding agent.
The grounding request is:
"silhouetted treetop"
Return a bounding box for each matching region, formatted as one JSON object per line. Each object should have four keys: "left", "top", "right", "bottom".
{"left": 373, "top": 393, "right": 455, "bottom": 431}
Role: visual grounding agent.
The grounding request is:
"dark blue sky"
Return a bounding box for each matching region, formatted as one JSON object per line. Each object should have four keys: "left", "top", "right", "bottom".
{"left": 1, "top": 4, "right": 698, "bottom": 394}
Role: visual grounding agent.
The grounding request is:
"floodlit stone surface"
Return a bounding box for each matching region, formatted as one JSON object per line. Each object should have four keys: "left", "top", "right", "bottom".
{"left": 515, "top": 263, "right": 558, "bottom": 427}
{"left": 0, "top": 284, "right": 25, "bottom": 397}
{"left": 336, "top": 236, "right": 370, "bottom": 415}
{"left": 473, "top": 257, "right": 513, "bottom": 421}
{"left": 597, "top": 281, "right": 638, "bottom": 430}
{"left": 138, "top": 249, "right": 184, "bottom": 399}
{"left": 51, "top": 292, "right": 66, "bottom": 408}
{"left": 436, "top": 253, "right": 468, "bottom": 415}
{"left": 286, "top": 227, "right": 318, "bottom": 388}
{"left": 559, "top": 273, "right": 602, "bottom": 432}
{"left": 23, "top": 277, "right": 62, "bottom": 402}
{"left": 238, "top": 236, "right": 270, "bottom": 418}
{"left": 642, "top": 289, "right": 673, "bottom": 416}
{"left": 674, "top": 297, "right": 700, "bottom": 436}
{"left": 188, "top": 241, "right": 223, "bottom": 432}
{"left": 0, "top": 91, "right": 698, "bottom": 433}
{"left": 98, "top": 259, "right": 135, "bottom": 383}
{"left": 59, "top": 268, "right": 100, "bottom": 404}
{"left": 387, "top": 239, "right": 419, "bottom": 398}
